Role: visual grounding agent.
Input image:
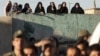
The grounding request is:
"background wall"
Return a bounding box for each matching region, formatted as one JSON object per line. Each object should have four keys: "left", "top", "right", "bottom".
{"left": 13, "top": 14, "right": 100, "bottom": 41}
{"left": 0, "top": 23, "right": 12, "bottom": 55}
{"left": 0, "top": 14, "right": 100, "bottom": 55}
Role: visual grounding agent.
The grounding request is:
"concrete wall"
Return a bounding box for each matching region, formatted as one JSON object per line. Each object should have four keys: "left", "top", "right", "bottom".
{"left": 95, "top": 10, "right": 100, "bottom": 14}
{"left": 13, "top": 14, "right": 100, "bottom": 41}
{"left": 0, "top": 16, "right": 12, "bottom": 55}
{"left": 85, "top": 9, "right": 100, "bottom": 14}
{"left": 85, "top": 9, "right": 94, "bottom": 14}
{"left": 0, "top": 14, "right": 100, "bottom": 55}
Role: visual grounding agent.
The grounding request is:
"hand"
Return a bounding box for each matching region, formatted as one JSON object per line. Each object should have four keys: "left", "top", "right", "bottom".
{"left": 34, "top": 39, "right": 51, "bottom": 47}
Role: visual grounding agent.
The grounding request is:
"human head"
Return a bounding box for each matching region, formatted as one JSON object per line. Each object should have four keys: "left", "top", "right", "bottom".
{"left": 41, "top": 36, "right": 59, "bottom": 51}
{"left": 62, "top": 2, "right": 67, "bottom": 7}
{"left": 50, "top": 2, "right": 55, "bottom": 7}
{"left": 23, "top": 44, "right": 37, "bottom": 56}
{"left": 8, "top": 1, "right": 12, "bottom": 6}
{"left": 87, "top": 44, "right": 100, "bottom": 56}
{"left": 43, "top": 43, "right": 56, "bottom": 56}
{"left": 58, "top": 4, "right": 61, "bottom": 9}
{"left": 38, "top": 36, "right": 59, "bottom": 56}
{"left": 74, "top": 3, "right": 80, "bottom": 8}
{"left": 66, "top": 45, "right": 81, "bottom": 56}
{"left": 24, "top": 3, "right": 30, "bottom": 9}
{"left": 76, "top": 40, "right": 89, "bottom": 56}
{"left": 78, "top": 30, "right": 91, "bottom": 41}
{"left": 17, "top": 4, "right": 22, "bottom": 10}
{"left": 37, "top": 2, "right": 43, "bottom": 8}
{"left": 12, "top": 30, "right": 24, "bottom": 50}
{"left": 13, "top": 2, "right": 18, "bottom": 7}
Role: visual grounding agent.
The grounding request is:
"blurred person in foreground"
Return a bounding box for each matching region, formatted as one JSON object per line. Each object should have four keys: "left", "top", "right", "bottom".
{"left": 23, "top": 44, "right": 37, "bottom": 56}
{"left": 3, "top": 30, "right": 24, "bottom": 56}
{"left": 34, "top": 36, "right": 59, "bottom": 56}
{"left": 78, "top": 29, "right": 91, "bottom": 41}
{"left": 75, "top": 40, "right": 89, "bottom": 56}
{"left": 87, "top": 44, "right": 100, "bottom": 56}
{"left": 65, "top": 45, "right": 81, "bottom": 56}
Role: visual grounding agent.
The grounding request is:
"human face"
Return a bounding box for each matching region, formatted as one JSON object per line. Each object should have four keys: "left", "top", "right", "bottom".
{"left": 63, "top": 3, "right": 66, "bottom": 7}
{"left": 75, "top": 5, "right": 79, "bottom": 8}
{"left": 23, "top": 48, "right": 34, "bottom": 56}
{"left": 50, "top": 2, "right": 54, "bottom": 7}
{"left": 44, "top": 47, "right": 56, "bottom": 56}
{"left": 12, "top": 37, "right": 22, "bottom": 50}
{"left": 66, "top": 48, "right": 77, "bottom": 56}
{"left": 39, "top": 4, "right": 42, "bottom": 8}
{"left": 44, "top": 47, "right": 51, "bottom": 56}
{"left": 77, "top": 44, "right": 85, "bottom": 56}
{"left": 89, "top": 50, "right": 100, "bottom": 56}
{"left": 77, "top": 44, "right": 84, "bottom": 51}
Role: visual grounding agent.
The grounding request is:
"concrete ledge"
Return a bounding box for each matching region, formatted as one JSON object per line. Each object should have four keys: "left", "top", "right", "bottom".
{"left": 0, "top": 16, "right": 12, "bottom": 24}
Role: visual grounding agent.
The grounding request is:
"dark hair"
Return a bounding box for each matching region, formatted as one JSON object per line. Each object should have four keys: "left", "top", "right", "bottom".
{"left": 44, "top": 43, "right": 54, "bottom": 49}
{"left": 75, "top": 40, "right": 89, "bottom": 50}
{"left": 50, "top": 2, "right": 56, "bottom": 7}
{"left": 23, "top": 44, "right": 37, "bottom": 55}
{"left": 17, "top": 4, "right": 22, "bottom": 10}
{"left": 41, "top": 36, "right": 59, "bottom": 48}
{"left": 12, "top": 35, "right": 24, "bottom": 41}
{"left": 74, "top": 3, "right": 80, "bottom": 8}
{"left": 6, "top": 1, "right": 12, "bottom": 12}
{"left": 62, "top": 2, "right": 67, "bottom": 6}
{"left": 50, "top": 36, "right": 59, "bottom": 47}
{"left": 23, "top": 44, "right": 37, "bottom": 51}
{"left": 87, "top": 44, "right": 100, "bottom": 56}
{"left": 36, "top": 2, "right": 43, "bottom": 8}
{"left": 24, "top": 3, "right": 30, "bottom": 9}
{"left": 29, "top": 37, "right": 36, "bottom": 44}
{"left": 66, "top": 45, "right": 81, "bottom": 56}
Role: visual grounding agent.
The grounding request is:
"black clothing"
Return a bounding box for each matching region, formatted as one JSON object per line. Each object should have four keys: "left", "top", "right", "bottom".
{"left": 22, "top": 8, "right": 32, "bottom": 14}
{"left": 6, "top": 3, "right": 12, "bottom": 12}
{"left": 57, "top": 9, "right": 62, "bottom": 14}
{"left": 47, "top": 6, "right": 56, "bottom": 14}
{"left": 22, "top": 8, "right": 28, "bottom": 13}
{"left": 17, "top": 5, "right": 22, "bottom": 13}
{"left": 71, "top": 7, "right": 84, "bottom": 14}
{"left": 60, "top": 7, "right": 68, "bottom": 14}
{"left": 35, "top": 7, "right": 45, "bottom": 14}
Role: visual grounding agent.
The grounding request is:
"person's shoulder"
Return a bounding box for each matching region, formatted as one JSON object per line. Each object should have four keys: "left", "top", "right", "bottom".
{"left": 47, "top": 6, "right": 51, "bottom": 8}
{"left": 3, "top": 51, "right": 14, "bottom": 56}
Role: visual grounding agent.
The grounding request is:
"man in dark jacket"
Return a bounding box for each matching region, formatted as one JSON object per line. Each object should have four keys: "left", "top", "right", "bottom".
{"left": 3, "top": 30, "right": 24, "bottom": 56}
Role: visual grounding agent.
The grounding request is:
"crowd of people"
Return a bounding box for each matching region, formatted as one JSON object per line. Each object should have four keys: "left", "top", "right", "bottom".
{"left": 5, "top": 1, "right": 84, "bottom": 16}
{"left": 3, "top": 30, "right": 100, "bottom": 56}
{"left": 3, "top": 1, "right": 99, "bottom": 56}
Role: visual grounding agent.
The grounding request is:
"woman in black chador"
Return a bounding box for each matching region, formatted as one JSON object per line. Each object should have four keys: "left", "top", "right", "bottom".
{"left": 57, "top": 4, "right": 62, "bottom": 14}
{"left": 60, "top": 2, "right": 68, "bottom": 14}
{"left": 71, "top": 3, "right": 84, "bottom": 14}
{"left": 22, "top": 3, "right": 32, "bottom": 14}
{"left": 35, "top": 2, "right": 45, "bottom": 15}
{"left": 47, "top": 2, "right": 57, "bottom": 14}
